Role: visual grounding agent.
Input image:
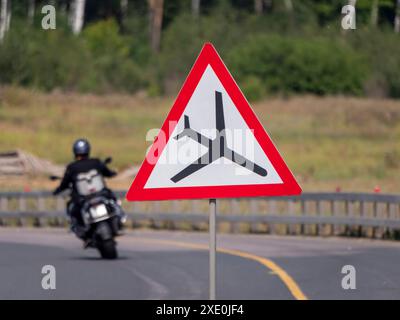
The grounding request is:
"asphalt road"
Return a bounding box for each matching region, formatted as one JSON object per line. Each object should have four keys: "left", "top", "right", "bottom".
{"left": 0, "top": 228, "right": 400, "bottom": 300}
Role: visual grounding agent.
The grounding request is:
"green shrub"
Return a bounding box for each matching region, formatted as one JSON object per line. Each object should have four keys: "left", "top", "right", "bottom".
{"left": 0, "top": 19, "right": 146, "bottom": 93}
{"left": 159, "top": 10, "right": 247, "bottom": 93}
{"left": 349, "top": 30, "right": 400, "bottom": 98}
{"left": 0, "top": 25, "right": 92, "bottom": 91}
{"left": 82, "top": 19, "right": 146, "bottom": 92}
{"left": 227, "top": 34, "right": 368, "bottom": 97}
{"left": 240, "top": 76, "right": 266, "bottom": 102}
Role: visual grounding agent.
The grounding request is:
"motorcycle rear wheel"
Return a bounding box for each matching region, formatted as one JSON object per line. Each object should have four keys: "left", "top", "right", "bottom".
{"left": 98, "top": 239, "right": 118, "bottom": 259}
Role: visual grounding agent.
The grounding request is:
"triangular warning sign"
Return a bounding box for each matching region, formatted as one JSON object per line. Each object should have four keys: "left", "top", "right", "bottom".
{"left": 126, "top": 43, "right": 301, "bottom": 201}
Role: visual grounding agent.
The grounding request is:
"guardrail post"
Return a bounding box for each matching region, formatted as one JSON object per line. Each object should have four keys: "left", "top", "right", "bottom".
{"left": 345, "top": 200, "right": 354, "bottom": 236}
{"left": 230, "top": 199, "right": 241, "bottom": 233}
{"left": 389, "top": 203, "right": 398, "bottom": 239}
{"left": 378, "top": 201, "right": 384, "bottom": 239}
{"left": 372, "top": 201, "right": 378, "bottom": 238}
{"left": 385, "top": 202, "right": 392, "bottom": 238}
{"left": 268, "top": 200, "right": 277, "bottom": 235}
{"left": 332, "top": 200, "right": 341, "bottom": 236}
{"left": 172, "top": 201, "right": 182, "bottom": 230}
{"left": 0, "top": 196, "right": 8, "bottom": 226}
{"left": 359, "top": 201, "right": 366, "bottom": 237}
{"left": 249, "top": 199, "right": 260, "bottom": 233}
{"left": 18, "top": 195, "right": 27, "bottom": 227}
{"left": 316, "top": 200, "right": 322, "bottom": 236}
{"left": 36, "top": 196, "right": 47, "bottom": 227}
{"left": 300, "top": 200, "right": 306, "bottom": 235}
{"left": 344, "top": 200, "right": 349, "bottom": 235}
{"left": 288, "top": 199, "right": 296, "bottom": 235}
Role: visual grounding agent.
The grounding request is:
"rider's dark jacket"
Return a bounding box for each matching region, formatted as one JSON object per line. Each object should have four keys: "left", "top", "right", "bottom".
{"left": 53, "top": 158, "right": 116, "bottom": 201}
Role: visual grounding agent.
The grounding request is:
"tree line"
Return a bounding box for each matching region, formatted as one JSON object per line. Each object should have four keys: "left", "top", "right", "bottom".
{"left": 1, "top": 1, "right": 400, "bottom": 49}
{"left": 0, "top": 1, "right": 399, "bottom": 99}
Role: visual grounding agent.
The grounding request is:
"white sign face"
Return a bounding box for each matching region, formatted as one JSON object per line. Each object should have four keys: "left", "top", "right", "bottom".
{"left": 127, "top": 43, "right": 301, "bottom": 201}
{"left": 144, "top": 65, "right": 283, "bottom": 189}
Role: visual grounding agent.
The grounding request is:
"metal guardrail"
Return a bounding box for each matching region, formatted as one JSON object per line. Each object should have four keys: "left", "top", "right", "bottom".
{"left": 0, "top": 191, "right": 399, "bottom": 238}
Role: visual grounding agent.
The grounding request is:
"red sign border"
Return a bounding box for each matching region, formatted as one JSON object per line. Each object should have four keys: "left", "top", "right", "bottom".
{"left": 126, "top": 43, "right": 301, "bottom": 201}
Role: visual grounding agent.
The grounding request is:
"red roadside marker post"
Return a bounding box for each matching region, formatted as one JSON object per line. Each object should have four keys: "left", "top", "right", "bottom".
{"left": 126, "top": 43, "right": 301, "bottom": 300}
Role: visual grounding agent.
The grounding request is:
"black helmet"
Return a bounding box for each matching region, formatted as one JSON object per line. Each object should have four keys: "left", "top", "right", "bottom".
{"left": 73, "top": 138, "right": 91, "bottom": 157}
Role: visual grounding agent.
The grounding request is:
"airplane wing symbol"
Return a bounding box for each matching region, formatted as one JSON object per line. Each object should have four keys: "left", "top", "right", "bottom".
{"left": 171, "top": 91, "right": 268, "bottom": 183}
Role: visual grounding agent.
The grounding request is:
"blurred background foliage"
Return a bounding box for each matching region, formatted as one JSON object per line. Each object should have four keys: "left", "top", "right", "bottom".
{"left": 0, "top": 0, "right": 399, "bottom": 100}
{"left": 0, "top": 1, "right": 399, "bottom": 192}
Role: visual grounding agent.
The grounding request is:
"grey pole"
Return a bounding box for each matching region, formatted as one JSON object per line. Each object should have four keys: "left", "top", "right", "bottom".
{"left": 209, "top": 198, "right": 217, "bottom": 300}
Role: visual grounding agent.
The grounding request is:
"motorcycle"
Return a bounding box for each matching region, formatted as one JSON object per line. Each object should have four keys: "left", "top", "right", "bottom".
{"left": 50, "top": 157, "right": 125, "bottom": 260}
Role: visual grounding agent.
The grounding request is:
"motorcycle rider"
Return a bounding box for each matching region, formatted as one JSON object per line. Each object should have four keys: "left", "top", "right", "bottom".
{"left": 53, "top": 138, "right": 125, "bottom": 240}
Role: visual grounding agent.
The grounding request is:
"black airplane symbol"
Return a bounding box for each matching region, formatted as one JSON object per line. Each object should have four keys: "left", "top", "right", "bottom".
{"left": 170, "top": 91, "right": 268, "bottom": 183}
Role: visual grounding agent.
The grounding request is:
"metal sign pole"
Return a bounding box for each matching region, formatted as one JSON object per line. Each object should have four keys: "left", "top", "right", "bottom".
{"left": 209, "top": 198, "right": 217, "bottom": 300}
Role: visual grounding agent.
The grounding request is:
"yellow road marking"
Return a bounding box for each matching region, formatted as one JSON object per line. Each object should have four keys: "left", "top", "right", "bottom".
{"left": 218, "top": 247, "right": 308, "bottom": 300}
{"left": 136, "top": 237, "right": 308, "bottom": 300}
